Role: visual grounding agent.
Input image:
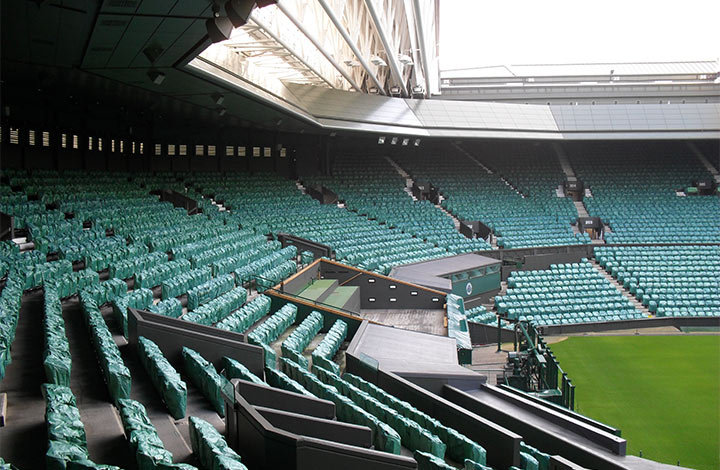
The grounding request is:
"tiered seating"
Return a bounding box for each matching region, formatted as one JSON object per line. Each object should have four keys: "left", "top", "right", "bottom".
{"left": 498, "top": 261, "right": 646, "bottom": 325}
{"left": 80, "top": 278, "right": 127, "bottom": 306}
{"left": 43, "top": 384, "right": 91, "bottom": 470}
{"left": 215, "top": 294, "right": 272, "bottom": 333}
{"left": 247, "top": 303, "right": 297, "bottom": 368}
{"left": 281, "top": 310, "right": 323, "bottom": 367}
{"left": 111, "top": 288, "right": 154, "bottom": 337}
{"left": 572, "top": 151, "right": 720, "bottom": 243}
{"left": 395, "top": 152, "right": 583, "bottom": 249}
{"left": 339, "top": 372, "right": 487, "bottom": 467}
{"left": 233, "top": 245, "right": 296, "bottom": 287}
{"left": 311, "top": 319, "right": 348, "bottom": 374}
{"left": 265, "top": 367, "right": 314, "bottom": 396}
{"left": 43, "top": 287, "right": 72, "bottom": 386}
{"left": 189, "top": 416, "right": 248, "bottom": 470}
{"left": 307, "top": 155, "right": 491, "bottom": 254}
{"left": 118, "top": 398, "right": 196, "bottom": 470}
{"left": 137, "top": 336, "right": 187, "bottom": 419}
{"left": 48, "top": 269, "right": 99, "bottom": 299}
{"left": 79, "top": 296, "right": 132, "bottom": 404}
{"left": 0, "top": 276, "right": 23, "bottom": 380}
{"left": 149, "top": 298, "right": 183, "bottom": 318}
{"left": 109, "top": 252, "right": 167, "bottom": 280}
{"left": 187, "top": 274, "right": 235, "bottom": 310}
{"left": 221, "top": 356, "right": 265, "bottom": 385}
{"left": 595, "top": 246, "right": 720, "bottom": 317}
{"left": 316, "top": 366, "right": 447, "bottom": 457}
{"left": 183, "top": 287, "right": 247, "bottom": 326}
{"left": 190, "top": 172, "right": 455, "bottom": 275}
{"left": 182, "top": 347, "right": 230, "bottom": 416}
{"left": 466, "top": 305, "right": 513, "bottom": 330}
{"left": 134, "top": 259, "right": 192, "bottom": 289}
{"left": 281, "top": 358, "right": 401, "bottom": 453}
{"left": 161, "top": 267, "right": 212, "bottom": 300}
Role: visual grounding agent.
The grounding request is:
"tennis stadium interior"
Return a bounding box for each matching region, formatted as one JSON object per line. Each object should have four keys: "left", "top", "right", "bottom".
{"left": 0, "top": 1, "right": 718, "bottom": 470}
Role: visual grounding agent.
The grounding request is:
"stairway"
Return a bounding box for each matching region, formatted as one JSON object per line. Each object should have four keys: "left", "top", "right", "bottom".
{"left": 451, "top": 142, "right": 493, "bottom": 174}
{"left": 574, "top": 200, "right": 589, "bottom": 218}
{"left": 588, "top": 260, "right": 651, "bottom": 317}
{"left": 553, "top": 143, "right": 577, "bottom": 181}
{"left": 688, "top": 142, "right": 720, "bottom": 184}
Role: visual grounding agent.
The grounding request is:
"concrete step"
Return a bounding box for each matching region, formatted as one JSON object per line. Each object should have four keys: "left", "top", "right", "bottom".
{"left": 435, "top": 204, "right": 461, "bottom": 230}
{"left": 573, "top": 200, "right": 589, "bottom": 218}
{"left": 589, "top": 260, "right": 651, "bottom": 317}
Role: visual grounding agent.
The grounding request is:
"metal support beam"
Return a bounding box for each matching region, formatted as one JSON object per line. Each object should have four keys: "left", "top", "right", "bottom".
{"left": 411, "top": 0, "right": 431, "bottom": 98}
{"left": 249, "top": 13, "right": 336, "bottom": 89}
{"left": 276, "top": 1, "right": 363, "bottom": 92}
{"left": 363, "top": 0, "right": 409, "bottom": 97}
{"left": 316, "top": 0, "right": 386, "bottom": 95}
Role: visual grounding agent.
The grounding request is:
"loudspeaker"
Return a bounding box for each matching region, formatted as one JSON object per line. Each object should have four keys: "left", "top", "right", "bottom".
{"left": 206, "top": 16, "right": 234, "bottom": 43}
{"left": 225, "top": 0, "right": 255, "bottom": 27}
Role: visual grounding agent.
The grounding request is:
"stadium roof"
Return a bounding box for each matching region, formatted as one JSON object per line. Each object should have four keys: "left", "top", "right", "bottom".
{"left": 442, "top": 61, "right": 720, "bottom": 79}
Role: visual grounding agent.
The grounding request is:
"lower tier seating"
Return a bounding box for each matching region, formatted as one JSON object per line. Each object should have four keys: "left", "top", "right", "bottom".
{"left": 498, "top": 261, "right": 646, "bottom": 325}
{"left": 595, "top": 246, "right": 720, "bottom": 317}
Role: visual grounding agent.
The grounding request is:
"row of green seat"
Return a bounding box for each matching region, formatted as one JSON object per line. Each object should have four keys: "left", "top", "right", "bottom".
{"left": 311, "top": 319, "right": 348, "bottom": 375}
{"left": 234, "top": 246, "right": 297, "bottom": 287}
{"left": 221, "top": 356, "right": 265, "bottom": 385}
{"left": 595, "top": 246, "right": 720, "bottom": 317}
{"left": 109, "top": 252, "right": 167, "bottom": 280}
{"left": 134, "top": 259, "right": 192, "bottom": 290}
{"left": 85, "top": 242, "right": 148, "bottom": 272}
{"left": 188, "top": 416, "right": 248, "bottom": 470}
{"left": 281, "top": 311, "right": 323, "bottom": 368}
{"left": 21, "top": 259, "right": 73, "bottom": 290}
{"left": 137, "top": 336, "right": 187, "bottom": 420}
{"left": 340, "top": 372, "right": 487, "bottom": 466}
{"left": 48, "top": 269, "right": 100, "bottom": 299}
{"left": 247, "top": 303, "right": 298, "bottom": 369}
{"left": 265, "top": 367, "right": 314, "bottom": 397}
{"left": 79, "top": 297, "right": 132, "bottom": 404}
{"left": 465, "top": 306, "right": 513, "bottom": 330}
{"left": 43, "top": 384, "right": 94, "bottom": 470}
{"left": 215, "top": 294, "right": 271, "bottom": 334}
{"left": 43, "top": 288, "right": 71, "bottom": 386}
{"left": 149, "top": 298, "right": 183, "bottom": 318}
{"left": 182, "top": 347, "right": 230, "bottom": 417}
{"left": 573, "top": 152, "right": 719, "bottom": 243}
{"left": 112, "top": 288, "right": 154, "bottom": 337}
{"left": 187, "top": 274, "right": 234, "bottom": 310}
{"left": 499, "top": 261, "right": 645, "bottom": 325}
{"left": 210, "top": 243, "right": 278, "bottom": 277}
{"left": 280, "top": 358, "right": 401, "bottom": 454}
{"left": 183, "top": 287, "right": 247, "bottom": 326}
{"left": 255, "top": 259, "right": 297, "bottom": 293}
{"left": 314, "top": 366, "right": 446, "bottom": 458}
{"left": 80, "top": 278, "right": 127, "bottom": 306}
{"left": 161, "top": 267, "right": 212, "bottom": 300}
{"left": 119, "top": 398, "right": 196, "bottom": 470}
{"left": 0, "top": 276, "right": 23, "bottom": 380}
{"left": 171, "top": 229, "right": 261, "bottom": 261}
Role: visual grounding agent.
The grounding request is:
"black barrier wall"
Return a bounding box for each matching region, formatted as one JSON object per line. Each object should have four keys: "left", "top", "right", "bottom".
{"left": 224, "top": 380, "right": 418, "bottom": 470}
{"left": 127, "top": 308, "right": 264, "bottom": 376}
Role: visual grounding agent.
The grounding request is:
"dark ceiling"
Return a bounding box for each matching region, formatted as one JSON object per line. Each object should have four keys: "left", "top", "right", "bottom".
{"left": 0, "top": 0, "right": 315, "bottom": 134}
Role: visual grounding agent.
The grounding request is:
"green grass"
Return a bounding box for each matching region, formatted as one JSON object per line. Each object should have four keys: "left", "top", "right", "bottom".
{"left": 550, "top": 335, "right": 720, "bottom": 470}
